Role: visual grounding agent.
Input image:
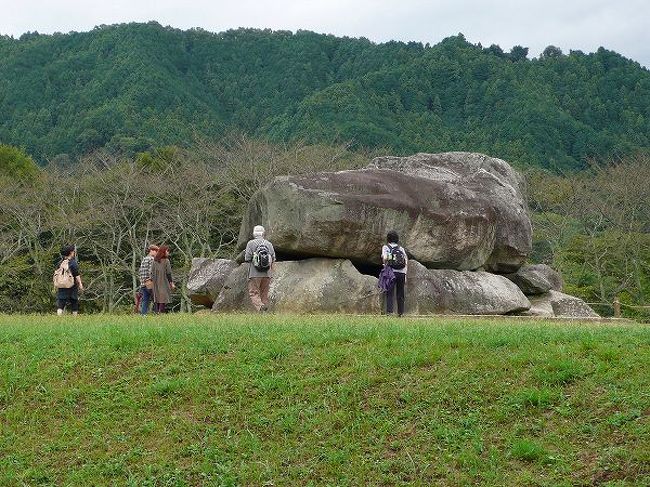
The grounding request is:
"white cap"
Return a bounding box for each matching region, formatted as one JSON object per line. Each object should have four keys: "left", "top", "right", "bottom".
{"left": 253, "top": 225, "right": 265, "bottom": 238}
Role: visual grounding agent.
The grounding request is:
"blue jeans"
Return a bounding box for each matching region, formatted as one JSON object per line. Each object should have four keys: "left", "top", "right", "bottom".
{"left": 140, "top": 286, "right": 153, "bottom": 315}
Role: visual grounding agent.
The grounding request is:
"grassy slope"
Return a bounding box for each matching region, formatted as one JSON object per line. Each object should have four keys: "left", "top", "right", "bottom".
{"left": 0, "top": 315, "right": 648, "bottom": 486}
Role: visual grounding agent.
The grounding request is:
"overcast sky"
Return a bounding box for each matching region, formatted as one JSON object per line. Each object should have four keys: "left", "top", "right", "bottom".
{"left": 2, "top": 0, "right": 649, "bottom": 67}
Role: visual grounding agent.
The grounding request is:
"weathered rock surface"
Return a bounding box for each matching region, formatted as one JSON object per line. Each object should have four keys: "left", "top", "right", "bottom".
{"left": 525, "top": 296, "right": 556, "bottom": 317}
{"left": 237, "top": 152, "right": 531, "bottom": 272}
{"left": 212, "top": 259, "right": 381, "bottom": 314}
{"left": 525, "top": 291, "right": 599, "bottom": 318}
{"left": 211, "top": 263, "right": 255, "bottom": 312}
{"left": 238, "top": 169, "right": 496, "bottom": 271}
{"left": 211, "top": 259, "right": 530, "bottom": 315}
{"left": 504, "top": 264, "right": 563, "bottom": 295}
{"left": 405, "top": 261, "right": 531, "bottom": 315}
{"left": 198, "top": 258, "right": 594, "bottom": 317}
{"left": 187, "top": 258, "right": 237, "bottom": 307}
{"left": 370, "top": 152, "right": 532, "bottom": 272}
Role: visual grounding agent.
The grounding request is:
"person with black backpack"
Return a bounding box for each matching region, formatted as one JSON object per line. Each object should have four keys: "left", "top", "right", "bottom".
{"left": 381, "top": 230, "right": 408, "bottom": 316}
{"left": 244, "top": 225, "right": 275, "bottom": 312}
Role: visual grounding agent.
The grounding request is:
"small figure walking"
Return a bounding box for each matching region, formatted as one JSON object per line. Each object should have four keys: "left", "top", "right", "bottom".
{"left": 381, "top": 230, "right": 408, "bottom": 316}
{"left": 53, "top": 244, "right": 84, "bottom": 316}
{"left": 244, "top": 225, "right": 275, "bottom": 312}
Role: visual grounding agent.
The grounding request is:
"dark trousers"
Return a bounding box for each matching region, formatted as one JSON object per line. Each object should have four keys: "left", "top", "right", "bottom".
{"left": 57, "top": 297, "right": 79, "bottom": 312}
{"left": 386, "top": 272, "right": 406, "bottom": 316}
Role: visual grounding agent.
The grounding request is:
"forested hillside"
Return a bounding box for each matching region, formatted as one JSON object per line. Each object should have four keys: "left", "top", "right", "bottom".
{"left": 1, "top": 22, "right": 649, "bottom": 169}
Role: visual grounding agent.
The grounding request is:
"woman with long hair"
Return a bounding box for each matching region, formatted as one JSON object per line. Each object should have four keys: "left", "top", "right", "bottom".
{"left": 151, "top": 245, "right": 175, "bottom": 313}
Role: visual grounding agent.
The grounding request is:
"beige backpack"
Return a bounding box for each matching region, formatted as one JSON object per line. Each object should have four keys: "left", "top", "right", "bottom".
{"left": 53, "top": 259, "right": 75, "bottom": 289}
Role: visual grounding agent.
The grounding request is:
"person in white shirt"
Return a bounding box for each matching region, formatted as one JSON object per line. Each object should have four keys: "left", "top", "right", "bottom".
{"left": 381, "top": 230, "right": 408, "bottom": 316}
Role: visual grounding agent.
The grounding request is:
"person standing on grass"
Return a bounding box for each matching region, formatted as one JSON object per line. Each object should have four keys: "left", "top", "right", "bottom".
{"left": 138, "top": 244, "right": 158, "bottom": 315}
{"left": 151, "top": 245, "right": 175, "bottom": 313}
{"left": 382, "top": 230, "right": 408, "bottom": 316}
{"left": 244, "top": 225, "right": 275, "bottom": 312}
{"left": 54, "top": 244, "right": 84, "bottom": 316}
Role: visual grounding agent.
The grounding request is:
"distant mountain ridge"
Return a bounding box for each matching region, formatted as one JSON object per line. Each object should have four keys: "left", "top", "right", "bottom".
{"left": 1, "top": 22, "right": 649, "bottom": 170}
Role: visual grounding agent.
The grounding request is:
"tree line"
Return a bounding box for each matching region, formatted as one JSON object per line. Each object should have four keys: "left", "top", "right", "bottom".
{"left": 1, "top": 23, "right": 649, "bottom": 171}
{"left": 0, "top": 138, "right": 647, "bottom": 318}
{"left": 0, "top": 137, "right": 368, "bottom": 313}
{"left": 528, "top": 155, "right": 650, "bottom": 319}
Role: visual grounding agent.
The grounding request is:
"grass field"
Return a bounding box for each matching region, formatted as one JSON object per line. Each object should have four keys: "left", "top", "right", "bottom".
{"left": 0, "top": 314, "right": 649, "bottom": 486}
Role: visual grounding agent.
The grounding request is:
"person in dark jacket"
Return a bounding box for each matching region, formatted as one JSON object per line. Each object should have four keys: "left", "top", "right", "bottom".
{"left": 56, "top": 244, "right": 84, "bottom": 315}
{"left": 381, "top": 230, "right": 408, "bottom": 316}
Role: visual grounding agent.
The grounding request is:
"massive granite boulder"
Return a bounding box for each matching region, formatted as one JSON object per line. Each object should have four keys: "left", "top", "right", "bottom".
{"left": 212, "top": 259, "right": 381, "bottom": 314}
{"left": 369, "top": 152, "right": 531, "bottom": 272}
{"left": 504, "top": 264, "right": 564, "bottom": 295}
{"left": 237, "top": 152, "right": 531, "bottom": 272}
{"left": 187, "top": 258, "right": 237, "bottom": 307}
{"left": 406, "top": 260, "right": 531, "bottom": 315}
{"left": 525, "top": 291, "right": 599, "bottom": 318}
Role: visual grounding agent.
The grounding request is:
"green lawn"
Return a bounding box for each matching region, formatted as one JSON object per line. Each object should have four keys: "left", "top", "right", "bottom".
{"left": 1, "top": 314, "right": 648, "bottom": 486}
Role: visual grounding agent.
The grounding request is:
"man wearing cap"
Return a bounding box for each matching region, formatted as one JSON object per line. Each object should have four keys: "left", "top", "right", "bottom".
{"left": 244, "top": 225, "right": 275, "bottom": 312}
{"left": 138, "top": 244, "right": 159, "bottom": 315}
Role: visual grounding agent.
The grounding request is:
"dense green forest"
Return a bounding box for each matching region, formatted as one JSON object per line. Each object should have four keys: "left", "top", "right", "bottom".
{"left": 1, "top": 22, "right": 649, "bottom": 170}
